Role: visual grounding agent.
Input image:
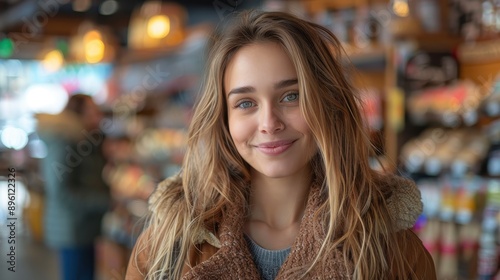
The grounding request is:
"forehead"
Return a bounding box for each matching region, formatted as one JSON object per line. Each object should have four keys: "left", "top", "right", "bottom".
{"left": 224, "top": 42, "right": 297, "bottom": 92}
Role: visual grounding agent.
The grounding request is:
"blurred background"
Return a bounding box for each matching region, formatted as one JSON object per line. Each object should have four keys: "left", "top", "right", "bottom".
{"left": 0, "top": 0, "right": 499, "bottom": 279}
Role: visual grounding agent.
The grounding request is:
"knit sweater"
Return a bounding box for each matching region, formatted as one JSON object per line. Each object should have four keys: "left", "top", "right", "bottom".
{"left": 244, "top": 234, "right": 291, "bottom": 280}
{"left": 126, "top": 174, "right": 437, "bottom": 280}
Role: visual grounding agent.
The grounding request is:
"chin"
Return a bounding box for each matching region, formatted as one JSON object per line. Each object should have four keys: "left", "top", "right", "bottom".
{"left": 254, "top": 166, "right": 301, "bottom": 179}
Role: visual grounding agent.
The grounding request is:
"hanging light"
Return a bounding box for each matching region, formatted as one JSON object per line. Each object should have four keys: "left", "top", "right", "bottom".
{"left": 83, "top": 30, "right": 105, "bottom": 63}
{"left": 70, "top": 22, "right": 116, "bottom": 63}
{"left": 392, "top": 0, "right": 409, "bottom": 17}
{"left": 147, "top": 15, "right": 170, "bottom": 39}
{"left": 128, "top": 1, "right": 187, "bottom": 49}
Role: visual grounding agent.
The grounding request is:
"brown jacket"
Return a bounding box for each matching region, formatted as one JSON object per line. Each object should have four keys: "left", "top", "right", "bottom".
{"left": 126, "top": 175, "right": 436, "bottom": 279}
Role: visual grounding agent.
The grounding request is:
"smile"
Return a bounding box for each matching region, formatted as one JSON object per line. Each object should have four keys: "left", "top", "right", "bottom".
{"left": 255, "top": 140, "right": 296, "bottom": 155}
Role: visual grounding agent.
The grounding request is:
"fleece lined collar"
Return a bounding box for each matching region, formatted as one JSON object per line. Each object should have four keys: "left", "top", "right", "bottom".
{"left": 149, "top": 174, "right": 423, "bottom": 279}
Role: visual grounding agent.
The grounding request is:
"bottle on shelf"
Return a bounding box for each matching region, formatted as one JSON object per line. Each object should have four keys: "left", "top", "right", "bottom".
{"left": 438, "top": 222, "right": 459, "bottom": 280}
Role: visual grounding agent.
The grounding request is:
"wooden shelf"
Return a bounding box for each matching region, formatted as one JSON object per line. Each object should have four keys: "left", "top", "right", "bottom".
{"left": 346, "top": 45, "right": 387, "bottom": 70}
{"left": 458, "top": 39, "right": 500, "bottom": 85}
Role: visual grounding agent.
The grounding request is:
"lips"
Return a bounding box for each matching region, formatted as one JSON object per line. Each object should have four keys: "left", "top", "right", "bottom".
{"left": 255, "top": 140, "right": 296, "bottom": 155}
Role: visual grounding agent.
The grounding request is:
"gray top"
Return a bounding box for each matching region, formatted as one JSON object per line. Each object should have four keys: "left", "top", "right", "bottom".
{"left": 244, "top": 235, "right": 291, "bottom": 280}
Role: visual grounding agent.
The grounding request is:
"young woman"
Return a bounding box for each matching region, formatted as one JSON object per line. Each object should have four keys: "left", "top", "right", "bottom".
{"left": 126, "top": 10, "right": 436, "bottom": 279}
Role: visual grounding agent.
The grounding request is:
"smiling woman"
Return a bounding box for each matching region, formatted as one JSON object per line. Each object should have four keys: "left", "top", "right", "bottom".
{"left": 126, "top": 10, "right": 436, "bottom": 280}
{"left": 225, "top": 42, "right": 317, "bottom": 180}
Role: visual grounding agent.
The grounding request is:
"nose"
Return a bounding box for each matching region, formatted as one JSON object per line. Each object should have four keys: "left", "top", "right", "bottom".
{"left": 259, "top": 104, "right": 284, "bottom": 134}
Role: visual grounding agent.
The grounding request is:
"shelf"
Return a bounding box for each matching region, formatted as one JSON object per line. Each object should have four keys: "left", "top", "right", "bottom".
{"left": 347, "top": 46, "right": 387, "bottom": 70}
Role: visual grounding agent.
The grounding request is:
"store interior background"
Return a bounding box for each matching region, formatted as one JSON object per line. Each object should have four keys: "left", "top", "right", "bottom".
{"left": 0, "top": 0, "right": 500, "bottom": 279}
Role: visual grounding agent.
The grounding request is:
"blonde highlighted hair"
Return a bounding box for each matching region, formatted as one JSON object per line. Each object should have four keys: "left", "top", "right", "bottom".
{"left": 137, "top": 10, "right": 416, "bottom": 279}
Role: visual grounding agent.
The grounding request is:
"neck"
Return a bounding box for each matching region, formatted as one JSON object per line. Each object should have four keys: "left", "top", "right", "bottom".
{"left": 247, "top": 168, "right": 312, "bottom": 230}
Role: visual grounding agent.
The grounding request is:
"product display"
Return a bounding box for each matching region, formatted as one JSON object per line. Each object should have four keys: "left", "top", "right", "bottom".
{"left": 417, "top": 177, "right": 500, "bottom": 279}
{"left": 359, "top": 88, "right": 383, "bottom": 131}
{"left": 482, "top": 74, "right": 500, "bottom": 117}
{"left": 407, "top": 81, "right": 484, "bottom": 127}
{"left": 400, "top": 128, "right": 491, "bottom": 176}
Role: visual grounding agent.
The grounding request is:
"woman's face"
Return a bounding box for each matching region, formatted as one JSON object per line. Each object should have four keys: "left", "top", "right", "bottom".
{"left": 224, "top": 42, "right": 317, "bottom": 179}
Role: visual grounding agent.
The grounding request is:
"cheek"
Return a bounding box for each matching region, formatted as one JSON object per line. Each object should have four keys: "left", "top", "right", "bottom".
{"left": 295, "top": 118, "right": 317, "bottom": 151}
{"left": 228, "top": 114, "right": 250, "bottom": 145}
{"left": 289, "top": 114, "right": 312, "bottom": 137}
{"left": 296, "top": 117, "right": 310, "bottom": 131}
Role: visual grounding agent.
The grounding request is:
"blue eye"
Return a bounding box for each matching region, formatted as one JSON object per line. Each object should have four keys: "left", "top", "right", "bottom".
{"left": 282, "top": 92, "right": 299, "bottom": 102}
{"left": 237, "top": 101, "right": 254, "bottom": 109}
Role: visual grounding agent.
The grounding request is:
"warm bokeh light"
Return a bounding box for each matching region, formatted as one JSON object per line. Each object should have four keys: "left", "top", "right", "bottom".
{"left": 42, "top": 49, "right": 64, "bottom": 72}
{"left": 85, "top": 39, "right": 105, "bottom": 63}
{"left": 393, "top": 0, "right": 409, "bottom": 17}
{"left": 128, "top": 2, "right": 186, "bottom": 49}
{"left": 70, "top": 23, "right": 115, "bottom": 63}
{"left": 84, "top": 30, "right": 105, "bottom": 63}
{"left": 147, "top": 15, "right": 170, "bottom": 39}
{"left": 84, "top": 30, "right": 102, "bottom": 42}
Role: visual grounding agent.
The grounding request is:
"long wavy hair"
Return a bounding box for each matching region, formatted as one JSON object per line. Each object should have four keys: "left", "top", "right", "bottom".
{"left": 137, "top": 10, "right": 416, "bottom": 279}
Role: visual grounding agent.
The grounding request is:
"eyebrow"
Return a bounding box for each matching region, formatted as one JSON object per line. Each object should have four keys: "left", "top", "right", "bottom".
{"left": 227, "top": 78, "right": 298, "bottom": 96}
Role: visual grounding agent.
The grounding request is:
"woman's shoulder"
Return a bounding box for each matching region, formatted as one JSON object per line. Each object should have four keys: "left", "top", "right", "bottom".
{"left": 148, "top": 174, "right": 184, "bottom": 215}
{"left": 376, "top": 173, "right": 423, "bottom": 231}
{"left": 149, "top": 174, "right": 222, "bottom": 247}
{"left": 394, "top": 229, "right": 437, "bottom": 279}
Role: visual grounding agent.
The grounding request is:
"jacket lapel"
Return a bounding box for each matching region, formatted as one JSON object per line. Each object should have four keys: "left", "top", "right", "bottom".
{"left": 181, "top": 185, "right": 351, "bottom": 279}
{"left": 182, "top": 199, "right": 261, "bottom": 280}
{"left": 276, "top": 185, "right": 351, "bottom": 279}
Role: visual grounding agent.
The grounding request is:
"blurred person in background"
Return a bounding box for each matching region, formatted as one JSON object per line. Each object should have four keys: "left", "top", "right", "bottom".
{"left": 37, "top": 93, "right": 111, "bottom": 280}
